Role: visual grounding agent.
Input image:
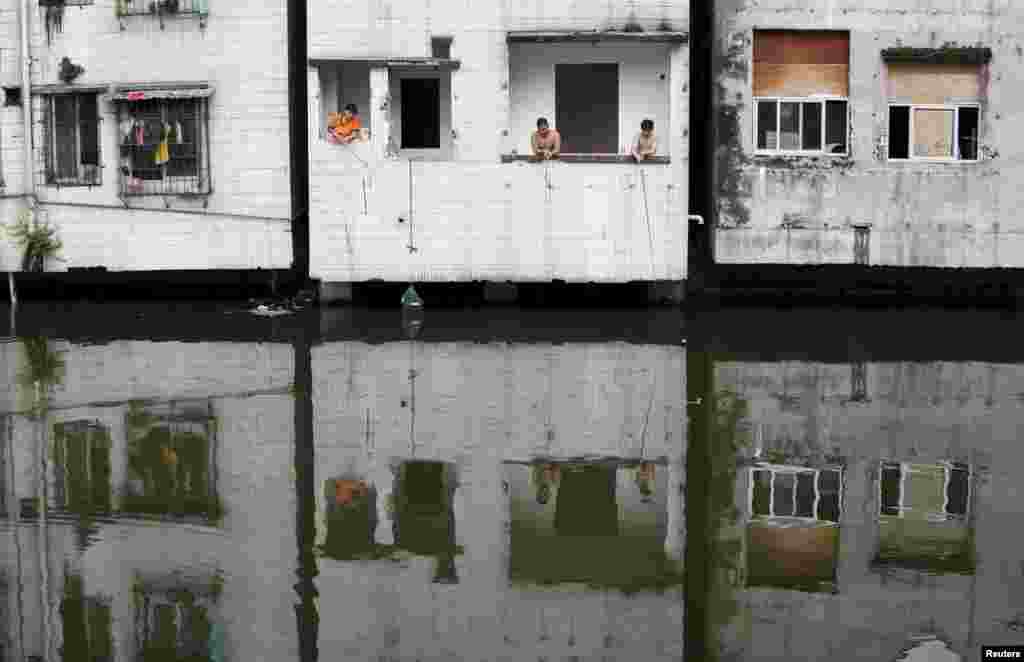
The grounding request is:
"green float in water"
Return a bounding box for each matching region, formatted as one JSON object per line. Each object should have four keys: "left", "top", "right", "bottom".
{"left": 401, "top": 285, "right": 423, "bottom": 308}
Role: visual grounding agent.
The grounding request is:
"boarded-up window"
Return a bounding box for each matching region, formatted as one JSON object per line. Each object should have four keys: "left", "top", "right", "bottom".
{"left": 753, "top": 30, "right": 849, "bottom": 98}
{"left": 754, "top": 31, "right": 849, "bottom": 154}
{"left": 886, "top": 63, "right": 982, "bottom": 105}
{"left": 886, "top": 62, "right": 982, "bottom": 161}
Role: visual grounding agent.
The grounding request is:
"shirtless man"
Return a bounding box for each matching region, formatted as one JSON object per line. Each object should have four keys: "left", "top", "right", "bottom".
{"left": 530, "top": 117, "right": 561, "bottom": 161}
{"left": 631, "top": 118, "right": 657, "bottom": 162}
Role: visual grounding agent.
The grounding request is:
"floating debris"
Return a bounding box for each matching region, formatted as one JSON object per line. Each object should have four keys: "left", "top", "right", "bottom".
{"left": 401, "top": 285, "right": 423, "bottom": 308}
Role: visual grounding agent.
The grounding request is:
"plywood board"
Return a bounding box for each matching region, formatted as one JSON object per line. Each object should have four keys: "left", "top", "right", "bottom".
{"left": 887, "top": 63, "right": 982, "bottom": 104}
{"left": 754, "top": 63, "right": 849, "bottom": 97}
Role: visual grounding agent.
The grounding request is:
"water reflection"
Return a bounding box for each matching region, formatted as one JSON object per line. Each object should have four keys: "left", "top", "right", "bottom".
{"left": 1, "top": 305, "right": 1024, "bottom": 660}
{"left": 506, "top": 459, "right": 680, "bottom": 593}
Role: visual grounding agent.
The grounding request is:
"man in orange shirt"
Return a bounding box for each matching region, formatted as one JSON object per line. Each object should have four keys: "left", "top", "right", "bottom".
{"left": 329, "top": 103, "right": 362, "bottom": 144}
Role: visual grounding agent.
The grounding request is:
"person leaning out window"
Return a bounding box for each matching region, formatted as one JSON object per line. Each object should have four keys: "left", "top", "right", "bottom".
{"left": 630, "top": 119, "right": 657, "bottom": 162}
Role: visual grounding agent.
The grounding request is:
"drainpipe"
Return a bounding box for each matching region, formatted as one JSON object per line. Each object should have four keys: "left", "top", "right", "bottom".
{"left": 688, "top": 0, "right": 714, "bottom": 291}
{"left": 19, "top": 0, "right": 34, "bottom": 205}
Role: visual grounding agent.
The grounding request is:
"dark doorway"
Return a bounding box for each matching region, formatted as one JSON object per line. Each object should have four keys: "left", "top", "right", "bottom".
{"left": 555, "top": 63, "right": 619, "bottom": 153}
{"left": 400, "top": 78, "right": 441, "bottom": 149}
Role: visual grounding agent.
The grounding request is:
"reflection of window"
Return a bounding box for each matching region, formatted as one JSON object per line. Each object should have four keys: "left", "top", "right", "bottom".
{"left": 322, "top": 477, "right": 377, "bottom": 561}
{"left": 392, "top": 461, "right": 457, "bottom": 556}
{"left": 53, "top": 420, "right": 112, "bottom": 516}
{"left": 751, "top": 466, "right": 841, "bottom": 522}
{"left": 60, "top": 573, "right": 112, "bottom": 662}
{"left": 879, "top": 461, "right": 970, "bottom": 518}
{"left": 876, "top": 461, "right": 973, "bottom": 574}
{"left": 753, "top": 30, "right": 849, "bottom": 155}
{"left": 40, "top": 93, "right": 101, "bottom": 186}
{"left": 123, "top": 402, "right": 220, "bottom": 521}
{"left": 135, "top": 587, "right": 217, "bottom": 662}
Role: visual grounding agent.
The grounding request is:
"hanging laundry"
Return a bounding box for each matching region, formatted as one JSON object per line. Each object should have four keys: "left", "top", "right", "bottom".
{"left": 119, "top": 117, "right": 133, "bottom": 144}
{"left": 154, "top": 121, "right": 171, "bottom": 166}
{"left": 175, "top": 121, "right": 184, "bottom": 144}
{"left": 134, "top": 120, "right": 145, "bottom": 146}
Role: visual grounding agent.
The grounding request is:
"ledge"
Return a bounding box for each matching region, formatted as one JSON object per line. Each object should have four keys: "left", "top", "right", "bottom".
{"left": 308, "top": 56, "right": 461, "bottom": 71}
{"left": 507, "top": 30, "right": 688, "bottom": 44}
{"left": 500, "top": 154, "right": 671, "bottom": 164}
{"left": 881, "top": 47, "right": 992, "bottom": 65}
{"left": 32, "top": 83, "right": 110, "bottom": 95}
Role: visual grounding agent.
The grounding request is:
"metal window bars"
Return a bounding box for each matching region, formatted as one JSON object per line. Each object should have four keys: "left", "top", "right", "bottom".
{"left": 36, "top": 93, "right": 103, "bottom": 188}
{"left": 116, "top": 0, "right": 208, "bottom": 29}
{"left": 117, "top": 97, "right": 211, "bottom": 200}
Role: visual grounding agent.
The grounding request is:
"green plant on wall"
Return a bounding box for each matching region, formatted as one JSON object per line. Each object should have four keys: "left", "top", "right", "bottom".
{"left": 4, "top": 208, "right": 64, "bottom": 273}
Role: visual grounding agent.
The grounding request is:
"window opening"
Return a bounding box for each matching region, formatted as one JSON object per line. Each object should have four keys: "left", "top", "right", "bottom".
{"left": 400, "top": 78, "right": 440, "bottom": 149}
{"left": 555, "top": 63, "right": 619, "bottom": 154}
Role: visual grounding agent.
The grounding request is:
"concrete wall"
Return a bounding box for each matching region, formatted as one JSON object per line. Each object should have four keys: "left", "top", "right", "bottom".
{"left": 712, "top": 1, "right": 1024, "bottom": 268}
{"left": 308, "top": 0, "right": 690, "bottom": 284}
{"left": 712, "top": 358, "right": 1024, "bottom": 660}
{"left": 0, "top": 0, "right": 292, "bottom": 272}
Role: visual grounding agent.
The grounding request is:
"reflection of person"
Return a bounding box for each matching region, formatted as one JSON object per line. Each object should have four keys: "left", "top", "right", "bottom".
{"left": 531, "top": 462, "right": 562, "bottom": 504}
{"left": 328, "top": 103, "right": 362, "bottom": 144}
{"left": 636, "top": 462, "right": 656, "bottom": 503}
{"left": 630, "top": 119, "right": 657, "bottom": 162}
{"left": 335, "top": 478, "right": 369, "bottom": 506}
{"left": 530, "top": 117, "right": 561, "bottom": 161}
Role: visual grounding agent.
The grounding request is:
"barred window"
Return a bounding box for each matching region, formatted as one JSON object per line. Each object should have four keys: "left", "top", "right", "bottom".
{"left": 117, "top": 97, "right": 210, "bottom": 197}
{"left": 40, "top": 93, "right": 102, "bottom": 187}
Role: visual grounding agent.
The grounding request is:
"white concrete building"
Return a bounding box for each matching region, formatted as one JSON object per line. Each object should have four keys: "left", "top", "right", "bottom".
{"left": 307, "top": 0, "right": 691, "bottom": 298}
{"left": 0, "top": 0, "right": 292, "bottom": 273}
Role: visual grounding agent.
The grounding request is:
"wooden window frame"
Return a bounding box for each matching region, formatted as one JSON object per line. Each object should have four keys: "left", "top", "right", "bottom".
{"left": 753, "top": 96, "right": 848, "bottom": 156}
{"left": 887, "top": 103, "right": 980, "bottom": 163}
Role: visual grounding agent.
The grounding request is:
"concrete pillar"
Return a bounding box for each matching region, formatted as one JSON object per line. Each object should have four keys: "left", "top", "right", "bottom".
{"left": 308, "top": 66, "right": 323, "bottom": 142}
{"left": 369, "top": 67, "right": 391, "bottom": 161}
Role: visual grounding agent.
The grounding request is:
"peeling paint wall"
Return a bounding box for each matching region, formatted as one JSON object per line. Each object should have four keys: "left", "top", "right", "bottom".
{"left": 713, "top": 1, "right": 1024, "bottom": 268}
{"left": 309, "top": 0, "right": 690, "bottom": 284}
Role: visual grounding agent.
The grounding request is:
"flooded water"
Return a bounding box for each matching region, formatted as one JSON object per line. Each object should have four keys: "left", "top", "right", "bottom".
{"left": 0, "top": 303, "right": 1023, "bottom": 661}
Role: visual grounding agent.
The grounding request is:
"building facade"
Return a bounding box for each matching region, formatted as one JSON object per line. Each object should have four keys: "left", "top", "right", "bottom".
{"left": 306, "top": 0, "right": 691, "bottom": 300}
{"left": 712, "top": 1, "right": 1021, "bottom": 268}
{"left": 0, "top": 0, "right": 292, "bottom": 274}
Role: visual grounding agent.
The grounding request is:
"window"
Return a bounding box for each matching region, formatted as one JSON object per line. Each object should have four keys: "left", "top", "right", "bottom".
{"left": 555, "top": 63, "right": 619, "bottom": 154}
{"left": 751, "top": 466, "right": 842, "bottom": 522}
{"left": 887, "top": 105, "right": 979, "bottom": 160}
{"left": 885, "top": 61, "right": 983, "bottom": 161}
{"left": 753, "top": 30, "right": 849, "bottom": 155}
{"left": 41, "top": 93, "right": 101, "bottom": 187}
{"left": 431, "top": 36, "right": 452, "bottom": 59}
{"left": 3, "top": 87, "right": 21, "bottom": 107}
{"left": 115, "top": 96, "right": 210, "bottom": 197}
{"left": 400, "top": 78, "right": 441, "bottom": 149}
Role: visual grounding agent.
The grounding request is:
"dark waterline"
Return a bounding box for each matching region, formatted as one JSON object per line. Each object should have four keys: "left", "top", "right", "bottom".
{"left": 1, "top": 303, "right": 1022, "bottom": 661}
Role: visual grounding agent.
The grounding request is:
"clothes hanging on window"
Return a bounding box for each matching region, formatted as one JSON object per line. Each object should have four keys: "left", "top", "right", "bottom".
{"left": 119, "top": 118, "right": 133, "bottom": 144}
{"left": 134, "top": 120, "right": 145, "bottom": 146}
{"left": 154, "top": 122, "right": 171, "bottom": 165}
{"left": 175, "top": 121, "right": 184, "bottom": 144}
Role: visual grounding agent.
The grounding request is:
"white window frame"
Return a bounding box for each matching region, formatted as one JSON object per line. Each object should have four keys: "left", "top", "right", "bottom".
{"left": 877, "top": 461, "right": 971, "bottom": 519}
{"left": 749, "top": 464, "right": 843, "bottom": 523}
{"left": 887, "top": 103, "right": 980, "bottom": 163}
{"left": 753, "top": 96, "right": 849, "bottom": 156}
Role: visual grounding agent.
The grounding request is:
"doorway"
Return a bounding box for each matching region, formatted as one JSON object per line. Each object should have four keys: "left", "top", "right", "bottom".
{"left": 555, "top": 63, "right": 619, "bottom": 153}
{"left": 400, "top": 78, "right": 441, "bottom": 149}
